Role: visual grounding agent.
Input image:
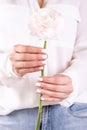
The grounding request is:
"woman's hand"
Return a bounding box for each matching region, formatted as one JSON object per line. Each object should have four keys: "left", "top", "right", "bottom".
{"left": 9, "top": 44, "right": 47, "bottom": 76}
{"left": 36, "top": 74, "right": 73, "bottom": 102}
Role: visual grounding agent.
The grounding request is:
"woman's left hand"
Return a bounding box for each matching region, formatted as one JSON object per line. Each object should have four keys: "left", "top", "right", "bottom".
{"left": 36, "top": 74, "right": 73, "bottom": 102}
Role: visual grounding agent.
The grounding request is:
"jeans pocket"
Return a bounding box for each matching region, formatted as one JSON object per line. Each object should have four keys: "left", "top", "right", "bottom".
{"left": 68, "top": 102, "right": 87, "bottom": 118}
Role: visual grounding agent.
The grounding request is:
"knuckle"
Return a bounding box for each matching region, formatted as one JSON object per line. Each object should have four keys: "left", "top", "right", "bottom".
{"left": 9, "top": 55, "right": 13, "bottom": 61}
{"left": 68, "top": 89, "right": 73, "bottom": 94}
{"left": 15, "top": 53, "right": 21, "bottom": 60}
{"left": 70, "top": 88, "right": 73, "bottom": 93}
{"left": 16, "top": 69, "right": 24, "bottom": 76}
{"left": 68, "top": 86, "right": 73, "bottom": 93}
{"left": 63, "top": 94, "right": 68, "bottom": 99}
{"left": 15, "top": 68, "right": 20, "bottom": 74}
{"left": 11, "top": 62, "right": 16, "bottom": 68}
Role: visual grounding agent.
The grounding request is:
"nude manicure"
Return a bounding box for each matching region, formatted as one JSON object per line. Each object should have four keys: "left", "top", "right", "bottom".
{"left": 36, "top": 89, "right": 41, "bottom": 93}
{"left": 42, "top": 49, "right": 47, "bottom": 53}
{"left": 37, "top": 77, "right": 43, "bottom": 81}
{"left": 42, "top": 55, "right": 47, "bottom": 59}
{"left": 35, "top": 82, "right": 41, "bottom": 87}
{"left": 42, "top": 60, "right": 47, "bottom": 64}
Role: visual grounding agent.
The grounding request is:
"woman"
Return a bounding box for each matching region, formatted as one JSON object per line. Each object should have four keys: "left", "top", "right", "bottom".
{"left": 0, "top": 0, "right": 87, "bottom": 130}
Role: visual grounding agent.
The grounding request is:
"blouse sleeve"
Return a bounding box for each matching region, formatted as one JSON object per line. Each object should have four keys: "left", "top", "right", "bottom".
{"left": 60, "top": 0, "right": 87, "bottom": 107}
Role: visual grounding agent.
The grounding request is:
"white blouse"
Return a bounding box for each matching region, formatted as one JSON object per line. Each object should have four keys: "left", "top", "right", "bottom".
{"left": 0, "top": 0, "right": 87, "bottom": 115}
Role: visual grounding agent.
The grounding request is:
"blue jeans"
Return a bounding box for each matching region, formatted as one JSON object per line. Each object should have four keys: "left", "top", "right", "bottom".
{"left": 0, "top": 103, "right": 87, "bottom": 130}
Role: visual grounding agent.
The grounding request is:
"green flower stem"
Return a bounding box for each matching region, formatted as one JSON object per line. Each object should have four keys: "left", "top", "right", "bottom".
{"left": 35, "top": 40, "right": 47, "bottom": 130}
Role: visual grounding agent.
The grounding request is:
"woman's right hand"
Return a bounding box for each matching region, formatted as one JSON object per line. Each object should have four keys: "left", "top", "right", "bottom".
{"left": 9, "top": 44, "right": 47, "bottom": 77}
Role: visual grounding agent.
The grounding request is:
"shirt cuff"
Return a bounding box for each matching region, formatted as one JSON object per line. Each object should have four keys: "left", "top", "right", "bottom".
{"left": 59, "top": 69, "right": 79, "bottom": 107}
{"left": 6, "top": 58, "right": 21, "bottom": 78}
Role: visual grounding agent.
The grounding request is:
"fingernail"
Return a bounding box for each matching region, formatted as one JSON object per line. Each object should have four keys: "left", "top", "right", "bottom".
{"left": 42, "top": 49, "right": 47, "bottom": 53}
{"left": 39, "top": 66, "right": 44, "bottom": 70}
{"left": 36, "top": 89, "right": 41, "bottom": 93}
{"left": 42, "top": 60, "right": 47, "bottom": 64}
{"left": 35, "top": 82, "right": 41, "bottom": 87}
{"left": 42, "top": 55, "right": 47, "bottom": 59}
{"left": 41, "top": 97, "right": 45, "bottom": 101}
{"left": 38, "top": 77, "right": 43, "bottom": 81}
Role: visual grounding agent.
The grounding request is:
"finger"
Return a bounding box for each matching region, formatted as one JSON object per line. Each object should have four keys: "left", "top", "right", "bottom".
{"left": 36, "top": 82, "right": 73, "bottom": 93}
{"left": 36, "top": 88, "right": 69, "bottom": 99}
{"left": 40, "top": 95, "right": 62, "bottom": 102}
{"left": 13, "top": 66, "right": 44, "bottom": 76}
{"left": 10, "top": 53, "right": 47, "bottom": 61}
{"left": 38, "top": 74, "right": 72, "bottom": 85}
{"left": 12, "top": 60, "right": 47, "bottom": 68}
{"left": 14, "top": 44, "right": 47, "bottom": 54}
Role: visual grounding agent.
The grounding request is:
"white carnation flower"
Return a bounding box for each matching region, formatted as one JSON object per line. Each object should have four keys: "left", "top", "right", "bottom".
{"left": 29, "top": 8, "right": 64, "bottom": 40}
